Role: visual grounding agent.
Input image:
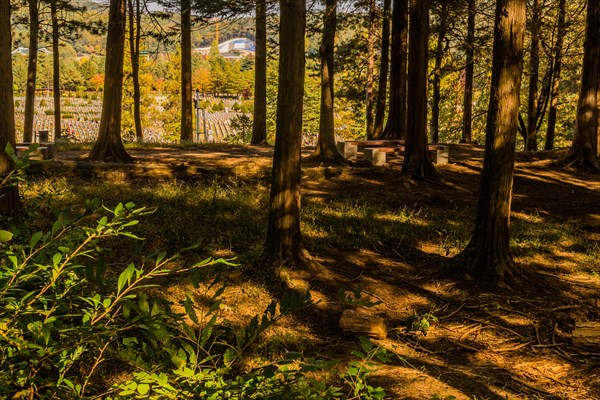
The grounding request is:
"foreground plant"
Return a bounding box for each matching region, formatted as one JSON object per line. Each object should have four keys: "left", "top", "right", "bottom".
{"left": 0, "top": 196, "right": 387, "bottom": 399}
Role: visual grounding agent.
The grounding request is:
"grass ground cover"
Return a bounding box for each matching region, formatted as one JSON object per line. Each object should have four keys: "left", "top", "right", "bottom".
{"left": 3, "top": 143, "right": 600, "bottom": 399}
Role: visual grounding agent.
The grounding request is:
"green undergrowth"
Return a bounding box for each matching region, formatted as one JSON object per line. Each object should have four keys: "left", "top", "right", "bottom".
{"left": 6, "top": 156, "right": 596, "bottom": 398}
{"left": 23, "top": 176, "right": 475, "bottom": 264}
{"left": 2, "top": 187, "right": 390, "bottom": 399}
{"left": 2, "top": 156, "right": 395, "bottom": 398}
{"left": 21, "top": 174, "right": 592, "bottom": 274}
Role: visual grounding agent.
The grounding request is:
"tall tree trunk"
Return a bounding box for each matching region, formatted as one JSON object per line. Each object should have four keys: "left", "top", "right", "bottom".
{"left": 365, "top": 0, "right": 376, "bottom": 137}
{"left": 309, "top": 0, "right": 345, "bottom": 163}
{"left": 89, "top": 0, "right": 132, "bottom": 162}
{"left": 403, "top": 0, "right": 436, "bottom": 178}
{"left": 251, "top": 0, "right": 267, "bottom": 144}
{"left": 265, "top": 0, "right": 307, "bottom": 265}
{"left": 0, "top": 0, "right": 20, "bottom": 216}
{"left": 373, "top": 0, "right": 392, "bottom": 138}
{"left": 430, "top": 3, "right": 448, "bottom": 144}
{"left": 24, "top": 0, "right": 39, "bottom": 143}
{"left": 462, "top": 0, "right": 476, "bottom": 143}
{"left": 180, "top": 0, "right": 193, "bottom": 142}
{"left": 128, "top": 0, "right": 143, "bottom": 141}
{"left": 381, "top": 0, "right": 408, "bottom": 139}
{"left": 459, "top": 0, "right": 526, "bottom": 287}
{"left": 563, "top": 0, "right": 600, "bottom": 169}
{"left": 526, "top": 0, "right": 540, "bottom": 151}
{"left": 545, "top": 0, "right": 566, "bottom": 150}
{"left": 51, "top": 0, "right": 61, "bottom": 141}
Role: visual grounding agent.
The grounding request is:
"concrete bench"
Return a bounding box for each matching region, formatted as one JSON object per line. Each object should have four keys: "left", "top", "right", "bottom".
{"left": 15, "top": 143, "right": 55, "bottom": 160}
{"left": 339, "top": 141, "right": 449, "bottom": 165}
{"left": 348, "top": 139, "right": 405, "bottom": 147}
{"left": 336, "top": 141, "right": 358, "bottom": 160}
{"left": 363, "top": 147, "right": 387, "bottom": 166}
{"left": 395, "top": 144, "right": 449, "bottom": 165}
{"left": 337, "top": 140, "right": 405, "bottom": 161}
{"left": 428, "top": 145, "right": 449, "bottom": 165}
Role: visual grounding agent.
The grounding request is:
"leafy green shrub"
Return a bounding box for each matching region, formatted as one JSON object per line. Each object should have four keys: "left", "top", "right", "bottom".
{"left": 211, "top": 101, "right": 224, "bottom": 112}
{"left": 45, "top": 109, "right": 54, "bottom": 115}
{"left": 0, "top": 201, "right": 342, "bottom": 399}
{"left": 39, "top": 98, "right": 47, "bottom": 108}
{"left": 227, "top": 114, "right": 253, "bottom": 144}
{"left": 0, "top": 158, "right": 388, "bottom": 399}
{"left": 62, "top": 113, "right": 74, "bottom": 119}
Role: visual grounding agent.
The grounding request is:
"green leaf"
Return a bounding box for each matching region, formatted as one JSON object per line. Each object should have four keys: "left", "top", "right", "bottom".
{"left": 156, "top": 252, "right": 167, "bottom": 265}
{"left": 351, "top": 350, "right": 365, "bottom": 358}
{"left": 223, "top": 348, "right": 236, "bottom": 366}
{"left": 139, "top": 294, "right": 149, "bottom": 313}
{"left": 180, "top": 242, "right": 200, "bottom": 252}
{"left": 284, "top": 351, "right": 302, "bottom": 360}
{"left": 53, "top": 252, "right": 62, "bottom": 265}
{"left": 359, "top": 336, "right": 373, "bottom": 352}
{"left": 200, "top": 315, "right": 218, "bottom": 347}
{"left": 120, "top": 220, "right": 139, "bottom": 228}
{"left": 51, "top": 219, "right": 62, "bottom": 236}
{"left": 0, "top": 230, "right": 13, "bottom": 242}
{"left": 183, "top": 295, "right": 199, "bottom": 325}
{"left": 30, "top": 231, "right": 43, "bottom": 249}
{"left": 117, "top": 264, "right": 135, "bottom": 294}
{"left": 151, "top": 302, "right": 162, "bottom": 317}
{"left": 137, "top": 383, "right": 150, "bottom": 395}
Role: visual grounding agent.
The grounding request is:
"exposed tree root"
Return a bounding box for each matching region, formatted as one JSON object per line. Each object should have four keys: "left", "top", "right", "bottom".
{"left": 558, "top": 150, "right": 600, "bottom": 172}
{"left": 454, "top": 244, "right": 531, "bottom": 291}
{"left": 88, "top": 145, "right": 134, "bottom": 164}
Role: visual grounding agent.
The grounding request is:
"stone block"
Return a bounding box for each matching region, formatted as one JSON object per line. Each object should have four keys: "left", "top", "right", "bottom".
{"left": 432, "top": 145, "right": 449, "bottom": 165}
{"left": 336, "top": 141, "right": 358, "bottom": 160}
{"left": 364, "top": 147, "right": 386, "bottom": 166}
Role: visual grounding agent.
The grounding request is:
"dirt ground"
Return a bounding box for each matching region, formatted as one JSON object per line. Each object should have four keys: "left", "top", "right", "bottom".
{"left": 58, "top": 144, "right": 600, "bottom": 399}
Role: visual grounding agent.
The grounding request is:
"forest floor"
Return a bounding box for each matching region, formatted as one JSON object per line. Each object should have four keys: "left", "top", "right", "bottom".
{"left": 54, "top": 143, "right": 600, "bottom": 399}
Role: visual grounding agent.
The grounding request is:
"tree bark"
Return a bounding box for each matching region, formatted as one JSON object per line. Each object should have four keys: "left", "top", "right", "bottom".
{"left": 0, "top": 0, "right": 20, "bottom": 216}
{"left": 545, "top": 0, "right": 565, "bottom": 151}
{"left": 24, "top": 0, "right": 39, "bottom": 143}
{"left": 430, "top": 3, "right": 448, "bottom": 144}
{"left": 572, "top": 322, "right": 600, "bottom": 350}
{"left": 309, "top": 0, "right": 345, "bottom": 163}
{"left": 372, "top": 0, "right": 392, "bottom": 139}
{"left": 461, "top": 0, "right": 475, "bottom": 143}
{"left": 340, "top": 310, "right": 388, "bottom": 340}
{"left": 180, "top": 0, "right": 193, "bottom": 142}
{"left": 51, "top": 0, "right": 61, "bottom": 141}
{"left": 459, "top": 0, "right": 526, "bottom": 287}
{"left": 365, "top": 0, "right": 376, "bottom": 138}
{"left": 89, "top": 0, "right": 132, "bottom": 162}
{"left": 526, "top": 0, "right": 540, "bottom": 151}
{"left": 251, "top": 0, "right": 268, "bottom": 145}
{"left": 381, "top": 0, "right": 408, "bottom": 140}
{"left": 264, "top": 0, "right": 307, "bottom": 265}
{"left": 562, "top": 0, "right": 600, "bottom": 169}
{"left": 402, "top": 0, "right": 437, "bottom": 178}
{"left": 128, "top": 0, "right": 143, "bottom": 142}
